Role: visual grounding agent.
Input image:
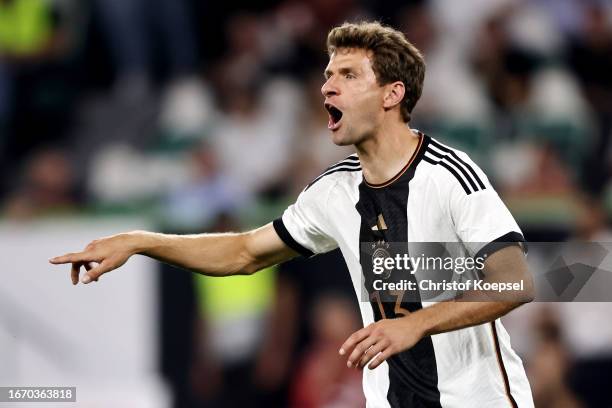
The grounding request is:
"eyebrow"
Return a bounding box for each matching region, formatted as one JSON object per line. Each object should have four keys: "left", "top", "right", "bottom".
{"left": 324, "top": 67, "right": 355, "bottom": 79}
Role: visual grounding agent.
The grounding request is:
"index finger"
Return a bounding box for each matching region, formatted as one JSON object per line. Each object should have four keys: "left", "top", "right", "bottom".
{"left": 49, "top": 252, "right": 89, "bottom": 265}
{"left": 339, "top": 325, "right": 372, "bottom": 356}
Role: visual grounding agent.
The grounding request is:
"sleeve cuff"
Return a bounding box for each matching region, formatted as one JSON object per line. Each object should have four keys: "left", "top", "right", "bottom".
{"left": 273, "top": 218, "right": 314, "bottom": 257}
{"left": 474, "top": 231, "right": 527, "bottom": 261}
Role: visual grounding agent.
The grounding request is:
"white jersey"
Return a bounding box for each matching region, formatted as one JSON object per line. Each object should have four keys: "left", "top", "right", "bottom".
{"left": 273, "top": 132, "right": 534, "bottom": 408}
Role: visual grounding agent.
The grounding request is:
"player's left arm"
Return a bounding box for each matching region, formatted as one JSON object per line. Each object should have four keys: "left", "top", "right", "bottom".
{"left": 340, "top": 243, "right": 534, "bottom": 370}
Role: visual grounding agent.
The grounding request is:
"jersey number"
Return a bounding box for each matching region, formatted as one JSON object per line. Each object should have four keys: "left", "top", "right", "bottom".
{"left": 370, "top": 290, "right": 411, "bottom": 319}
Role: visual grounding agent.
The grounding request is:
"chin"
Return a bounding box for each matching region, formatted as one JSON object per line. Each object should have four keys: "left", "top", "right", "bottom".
{"left": 331, "top": 133, "right": 352, "bottom": 146}
{"left": 330, "top": 127, "right": 356, "bottom": 146}
{"left": 332, "top": 129, "right": 369, "bottom": 148}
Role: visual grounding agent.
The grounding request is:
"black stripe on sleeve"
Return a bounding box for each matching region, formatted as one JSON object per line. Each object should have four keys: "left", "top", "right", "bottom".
{"left": 429, "top": 139, "right": 486, "bottom": 190}
{"left": 475, "top": 231, "right": 527, "bottom": 261}
{"left": 423, "top": 155, "right": 472, "bottom": 195}
{"left": 426, "top": 148, "right": 479, "bottom": 192}
{"left": 272, "top": 218, "right": 314, "bottom": 257}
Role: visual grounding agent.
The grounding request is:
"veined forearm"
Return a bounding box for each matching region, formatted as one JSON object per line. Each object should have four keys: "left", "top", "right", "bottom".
{"left": 128, "top": 231, "right": 254, "bottom": 276}
{"left": 414, "top": 300, "right": 521, "bottom": 338}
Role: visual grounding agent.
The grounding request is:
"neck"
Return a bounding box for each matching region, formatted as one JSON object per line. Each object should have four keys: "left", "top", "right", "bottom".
{"left": 355, "top": 121, "right": 421, "bottom": 185}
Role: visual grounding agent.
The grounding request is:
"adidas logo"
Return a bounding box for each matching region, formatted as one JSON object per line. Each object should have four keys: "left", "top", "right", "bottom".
{"left": 371, "top": 213, "right": 388, "bottom": 231}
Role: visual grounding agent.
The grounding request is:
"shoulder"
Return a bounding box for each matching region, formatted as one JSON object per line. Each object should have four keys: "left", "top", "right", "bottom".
{"left": 305, "top": 153, "right": 362, "bottom": 192}
{"left": 420, "top": 136, "right": 490, "bottom": 196}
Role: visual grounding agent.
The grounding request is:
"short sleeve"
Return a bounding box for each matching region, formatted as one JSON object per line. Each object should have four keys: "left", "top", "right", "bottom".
{"left": 447, "top": 158, "right": 525, "bottom": 259}
{"left": 273, "top": 182, "right": 338, "bottom": 257}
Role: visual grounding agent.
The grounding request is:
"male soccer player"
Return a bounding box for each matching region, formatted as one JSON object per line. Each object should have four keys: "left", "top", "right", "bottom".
{"left": 50, "top": 21, "right": 535, "bottom": 407}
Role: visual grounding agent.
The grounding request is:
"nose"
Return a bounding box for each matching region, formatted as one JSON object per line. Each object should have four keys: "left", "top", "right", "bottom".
{"left": 321, "top": 77, "right": 339, "bottom": 98}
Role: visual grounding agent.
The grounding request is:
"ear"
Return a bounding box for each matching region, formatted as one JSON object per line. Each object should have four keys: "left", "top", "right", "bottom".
{"left": 382, "top": 81, "right": 405, "bottom": 111}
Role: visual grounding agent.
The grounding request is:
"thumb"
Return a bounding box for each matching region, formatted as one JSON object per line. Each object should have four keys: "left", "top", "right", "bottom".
{"left": 81, "top": 259, "right": 115, "bottom": 284}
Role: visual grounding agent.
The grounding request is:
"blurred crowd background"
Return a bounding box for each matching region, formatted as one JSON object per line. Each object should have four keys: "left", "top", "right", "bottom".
{"left": 1, "top": 0, "right": 612, "bottom": 406}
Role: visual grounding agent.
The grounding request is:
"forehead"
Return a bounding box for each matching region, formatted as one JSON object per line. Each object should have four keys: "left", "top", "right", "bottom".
{"left": 325, "top": 48, "right": 374, "bottom": 71}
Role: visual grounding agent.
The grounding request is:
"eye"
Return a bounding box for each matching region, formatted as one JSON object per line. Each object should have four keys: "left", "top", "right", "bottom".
{"left": 345, "top": 73, "right": 356, "bottom": 79}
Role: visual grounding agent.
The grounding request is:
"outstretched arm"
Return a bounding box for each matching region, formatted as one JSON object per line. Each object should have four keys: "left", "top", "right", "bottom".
{"left": 49, "top": 222, "right": 298, "bottom": 284}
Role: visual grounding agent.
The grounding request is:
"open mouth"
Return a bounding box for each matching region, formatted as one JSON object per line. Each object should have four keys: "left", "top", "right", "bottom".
{"left": 325, "top": 103, "right": 343, "bottom": 130}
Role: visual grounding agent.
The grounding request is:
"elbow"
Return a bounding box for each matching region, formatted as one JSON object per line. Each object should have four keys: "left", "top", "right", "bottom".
{"left": 518, "top": 273, "right": 535, "bottom": 304}
{"left": 237, "top": 249, "right": 264, "bottom": 275}
{"left": 241, "top": 254, "right": 274, "bottom": 275}
{"left": 237, "top": 230, "right": 275, "bottom": 275}
{"left": 522, "top": 288, "right": 535, "bottom": 304}
{"left": 519, "top": 291, "right": 534, "bottom": 305}
{"left": 240, "top": 263, "right": 260, "bottom": 275}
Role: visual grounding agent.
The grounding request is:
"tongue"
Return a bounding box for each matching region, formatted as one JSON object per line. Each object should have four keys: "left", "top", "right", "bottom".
{"left": 328, "top": 115, "right": 335, "bottom": 129}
